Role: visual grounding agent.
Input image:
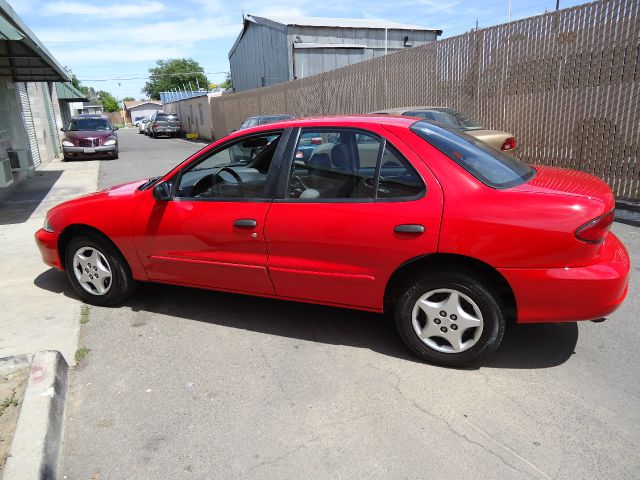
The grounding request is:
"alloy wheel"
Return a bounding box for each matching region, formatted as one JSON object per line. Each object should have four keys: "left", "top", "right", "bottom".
{"left": 411, "top": 288, "right": 484, "bottom": 353}
{"left": 72, "top": 246, "right": 112, "bottom": 296}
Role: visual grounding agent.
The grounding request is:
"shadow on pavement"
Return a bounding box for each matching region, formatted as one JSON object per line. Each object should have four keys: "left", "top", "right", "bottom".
{"left": 34, "top": 269, "right": 578, "bottom": 370}
{"left": 0, "top": 170, "right": 63, "bottom": 225}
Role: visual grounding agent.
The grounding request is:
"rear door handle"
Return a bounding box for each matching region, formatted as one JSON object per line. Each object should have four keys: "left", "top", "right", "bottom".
{"left": 233, "top": 218, "right": 257, "bottom": 228}
{"left": 394, "top": 224, "right": 425, "bottom": 234}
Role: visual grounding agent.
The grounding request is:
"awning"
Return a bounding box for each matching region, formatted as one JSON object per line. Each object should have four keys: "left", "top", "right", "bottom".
{"left": 55, "top": 82, "right": 88, "bottom": 102}
{"left": 0, "top": 0, "right": 70, "bottom": 82}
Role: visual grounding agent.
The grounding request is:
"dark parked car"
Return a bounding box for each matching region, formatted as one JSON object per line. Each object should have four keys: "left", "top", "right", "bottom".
{"left": 238, "top": 114, "right": 295, "bottom": 130}
{"left": 61, "top": 114, "right": 118, "bottom": 161}
{"left": 149, "top": 112, "right": 181, "bottom": 138}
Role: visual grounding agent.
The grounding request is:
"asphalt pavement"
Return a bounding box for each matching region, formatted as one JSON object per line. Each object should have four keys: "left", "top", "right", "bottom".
{"left": 56, "top": 128, "right": 640, "bottom": 479}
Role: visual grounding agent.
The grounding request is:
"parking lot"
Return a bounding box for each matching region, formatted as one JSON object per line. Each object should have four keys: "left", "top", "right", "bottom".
{"left": 51, "top": 128, "right": 640, "bottom": 479}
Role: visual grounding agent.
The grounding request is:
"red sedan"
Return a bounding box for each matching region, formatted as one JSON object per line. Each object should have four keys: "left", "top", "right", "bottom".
{"left": 35, "top": 116, "right": 630, "bottom": 366}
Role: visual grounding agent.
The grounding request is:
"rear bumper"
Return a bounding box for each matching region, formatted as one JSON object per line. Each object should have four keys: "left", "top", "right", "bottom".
{"left": 499, "top": 232, "right": 630, "bottom": 323}
{"left": 153, "top": 127, "right": 180, "bottom": 134}
{"left": 34, "top": 228, "right": 62, "bottom": 270}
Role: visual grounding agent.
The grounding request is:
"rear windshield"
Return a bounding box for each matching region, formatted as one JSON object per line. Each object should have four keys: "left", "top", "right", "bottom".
{"left": 157, "top": 114, "right": 178, "bottom": 119}
{"left": 411, "top": 120, "right": 535, "bottom": 189}
{"left": 257, "top": 115, "right": 294, "bottom": 125}
{"left": 404, "top": 108, "right": 482, "bottom": 131}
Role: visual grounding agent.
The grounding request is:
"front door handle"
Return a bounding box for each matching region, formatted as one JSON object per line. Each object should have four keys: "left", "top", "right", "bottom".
{"left": 394, "top": 224, "right": 425, "bottom": 234}
{"left": 233, "top": 218, "right": 257, "bottom": 228}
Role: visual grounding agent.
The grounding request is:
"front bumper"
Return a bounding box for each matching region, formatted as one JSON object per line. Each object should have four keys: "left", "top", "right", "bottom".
{"left": 499, "top": 232, "right": 630, "bottom": 323}
{"left": 35, "top": 228, "right": 62, "bottom": 270}
{"left": 63, "top": 145, "right": 117, "bottom": 158}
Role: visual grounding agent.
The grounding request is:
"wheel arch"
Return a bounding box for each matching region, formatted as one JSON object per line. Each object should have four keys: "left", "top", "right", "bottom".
{"left": 58, "top": 224, "right": 127, "bottom": 271}
{"left": 384, "top": 253, "right": 517, "bottom": 322}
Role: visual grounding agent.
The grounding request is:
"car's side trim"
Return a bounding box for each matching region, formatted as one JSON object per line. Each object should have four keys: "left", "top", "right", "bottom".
{"left": 268, "top": 266, "right": 376, "bottom": 284}
{"left": 149, "top": 255, "right": 266, "bottom": 272}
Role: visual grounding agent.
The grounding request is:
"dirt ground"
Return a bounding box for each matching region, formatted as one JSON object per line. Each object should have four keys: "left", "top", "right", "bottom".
{"left": 0, "top": 367, "right": 29, "bottom": 474}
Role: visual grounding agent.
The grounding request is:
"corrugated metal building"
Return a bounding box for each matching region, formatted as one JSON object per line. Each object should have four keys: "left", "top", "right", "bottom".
{"left": 229, "top": 15, "right": 441, "bottom": 92}
{"left": 1, "top": 0, "right": 71, "bottom": 203}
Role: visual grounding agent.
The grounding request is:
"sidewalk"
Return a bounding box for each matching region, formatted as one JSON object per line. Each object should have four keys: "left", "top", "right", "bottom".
{"left": 0, "top": 159, "right": 99, "bottom": 365}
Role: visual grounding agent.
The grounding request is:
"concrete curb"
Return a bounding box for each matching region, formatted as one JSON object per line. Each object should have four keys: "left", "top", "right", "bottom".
{"left": 2, "top": 351, "right": 69, "bottom": 480}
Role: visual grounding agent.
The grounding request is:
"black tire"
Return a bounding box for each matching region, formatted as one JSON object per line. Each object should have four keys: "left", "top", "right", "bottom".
{"left": 394, "top": 271, "right": 505, "bottom": 367}
{"left": 65, "top": 235, "right": 136, "bottom": 306}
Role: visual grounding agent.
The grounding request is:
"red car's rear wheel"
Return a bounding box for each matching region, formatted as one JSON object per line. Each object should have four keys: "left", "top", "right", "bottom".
{"left": 395, "top": 271, "right": 506, "bottom": 366}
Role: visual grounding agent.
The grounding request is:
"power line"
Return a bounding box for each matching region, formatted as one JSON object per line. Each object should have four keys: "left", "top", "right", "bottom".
{"left": 76, "top": 71, "right": 228, "bottom": 82}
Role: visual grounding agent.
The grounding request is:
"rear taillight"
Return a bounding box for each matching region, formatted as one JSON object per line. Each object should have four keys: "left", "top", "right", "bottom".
{"left": 501, "top": 137, "right": 516, "bottom": 151}
{"left": 311, "top": 137, "right": 322, "bottom": 145}
{"left": 575, "top": 210, "right": 615, "bottom": 244}
{"left": 153, "top": 122, "right": 158, "bottom": 128}
{"left": 176, "top": 122, "right": 181, "bottom": 127}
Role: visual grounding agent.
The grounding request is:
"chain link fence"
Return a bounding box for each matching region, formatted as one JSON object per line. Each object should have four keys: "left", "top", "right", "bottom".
{"left": 211, "top": 0, "right": 639, "bottom": 200}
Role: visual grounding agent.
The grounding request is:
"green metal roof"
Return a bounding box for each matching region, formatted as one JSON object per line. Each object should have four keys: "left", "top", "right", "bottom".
{"left": 0, "top": 0, "right": 70, "bottom": 82}
{"left": 55, "top": 82, "right": 88, "bottom": 102}
{"left": 0, "top": 13, "right": 22, "bottom": 40}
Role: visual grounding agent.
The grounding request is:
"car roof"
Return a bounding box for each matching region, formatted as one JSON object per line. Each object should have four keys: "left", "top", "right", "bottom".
{"left": 371, "top": 106, "right": 450, "bottom": 115}
{"left": 73, "top": 114, "right": 107, "bottom": 119}
{"left": 233, "top": 114, "right": 419, "bottom": 134}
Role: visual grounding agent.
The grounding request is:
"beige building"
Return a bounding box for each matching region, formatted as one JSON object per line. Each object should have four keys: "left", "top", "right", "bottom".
{"left": 163, "top": 92, "right": 224, "bottom": 141}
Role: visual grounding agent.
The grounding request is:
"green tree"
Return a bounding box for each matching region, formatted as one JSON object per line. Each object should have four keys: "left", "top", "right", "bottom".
{"left": 122, "top": 96, "right": 135, "bottom": 102}
{"left": 143, "top": 58, "right": 208, "bottom": 100}
{"left": 220, "top": 71, "right": 233, "bottom": 90}
{"left": 65, "top": 67, "right": 96, "bottom": 100}
{"left": 96, "top": 90, "right": 119, "bottom": 112}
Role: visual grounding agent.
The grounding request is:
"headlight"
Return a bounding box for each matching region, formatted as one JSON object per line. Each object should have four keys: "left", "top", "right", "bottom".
{"left": 43, "top": 216, "right": 54, "bottom": 233}
{"left": 104, "top": 139, "right": 117, "bottom": 146}
{"left": 62, "top": 140, "right": 74, "bottom": 147}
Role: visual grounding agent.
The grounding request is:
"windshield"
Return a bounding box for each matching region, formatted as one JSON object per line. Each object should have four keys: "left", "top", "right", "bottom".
{"left": 411, "top": 120, "right": 535, "bottom": 189}
{"left": 68, "top": 118, "right": 112, "bottom": 131}
{"left": 404, "top": 108, "right": 483, "bottom": 131}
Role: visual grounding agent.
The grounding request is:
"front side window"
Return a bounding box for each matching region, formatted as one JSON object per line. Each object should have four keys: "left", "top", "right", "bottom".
{"left": 411, "top": 120, "right": 535, "bottom": 189}
{"left": 287, "top": 129, "right": 424, "bottom": 201}
{"left": 176, "top": 132, "right": 282, "bottom": 199}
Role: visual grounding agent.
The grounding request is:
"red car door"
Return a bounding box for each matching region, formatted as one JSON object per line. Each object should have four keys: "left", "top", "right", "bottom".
{"left": 133, "top": 130, "right": 287, "bottom": 295}
{"left": 264, "top": 126, "right": 443, "bottom": 311}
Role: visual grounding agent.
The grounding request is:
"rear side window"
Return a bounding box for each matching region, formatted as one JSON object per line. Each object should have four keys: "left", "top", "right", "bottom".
{"left": 287, "top": 128, "right": 424, "bottom": 201}
{"left": 411, "top": 121, "right": 535, "bottom": 189}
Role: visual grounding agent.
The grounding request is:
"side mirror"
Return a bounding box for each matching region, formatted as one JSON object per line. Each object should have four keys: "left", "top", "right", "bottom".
{"left": 153, "top": 181, "right": 172, "bottom": 201}
{"left": 113, "top": 126, "right": 119, "bottom": 131}
{"left": 60, "top": 127, "right": 66, "bottom": 132}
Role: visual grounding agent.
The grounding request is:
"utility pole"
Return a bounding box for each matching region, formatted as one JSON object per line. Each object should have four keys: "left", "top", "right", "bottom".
{"left": 508, "top": 0, "right": 512, "bottom": 21}
{"left": 118, "top": 82, "right": 125, "bottom": 126}
{"left": 556, "top": 0, "right": 560, "bottom": 10}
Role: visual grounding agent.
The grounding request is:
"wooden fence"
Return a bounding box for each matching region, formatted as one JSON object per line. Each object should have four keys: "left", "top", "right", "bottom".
{"left": 210, "top": 0, "right": 640, "bottom": 200}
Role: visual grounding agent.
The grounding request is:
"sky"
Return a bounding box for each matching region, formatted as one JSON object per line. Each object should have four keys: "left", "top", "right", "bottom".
{"left": 11, "top": 0, "right": 591, "bottom": 100}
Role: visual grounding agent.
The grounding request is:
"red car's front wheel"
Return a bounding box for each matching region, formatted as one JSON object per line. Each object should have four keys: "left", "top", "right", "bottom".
{"left": 395, "top": 271, "right": 506, "bottom": 367}
{"left": 65, "top": 235, "right": 136, "bottom": 306}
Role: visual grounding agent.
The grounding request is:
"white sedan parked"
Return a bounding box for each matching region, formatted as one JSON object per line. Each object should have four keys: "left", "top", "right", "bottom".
{"left": 138, "top": 117, "right": 150, "bottom": 134}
